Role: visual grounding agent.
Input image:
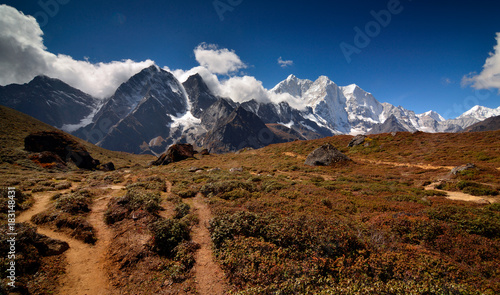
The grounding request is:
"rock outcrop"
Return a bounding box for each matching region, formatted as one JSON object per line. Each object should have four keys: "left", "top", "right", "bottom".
{"left": 101, "top": 162, "right": 116, "bottom": 171}
{"left": 348, "top": 135, "right": 366, "bottom": 147}
{"left": 25, "top": 131, "right": 99, "bottom": 169}
{"left": 305, "top": 144, "right": 351, "bottom": 166}
{"left": 152, "top": 143, "right": 195, "bottom": 166}
{"left": 451, "top": 163, "right": 477, "bottom": 175}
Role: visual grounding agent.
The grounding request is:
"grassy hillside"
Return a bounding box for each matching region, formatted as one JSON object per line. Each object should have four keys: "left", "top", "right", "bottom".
{"left": 1, "top": 106, "right": 499, "bottom": 294}
{"left": 0, "top": 105, "right": 155, "bottom": 170}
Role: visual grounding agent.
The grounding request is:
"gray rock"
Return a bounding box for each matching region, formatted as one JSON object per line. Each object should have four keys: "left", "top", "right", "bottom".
{"left": 189, "top": 167, "right": 203, "bottom": 173}
{"left": 451, "top": 163, "right": 477, "bottom": 175}
{"left": 229, "top": 167, "right": 243, "bottom": 173}
{"left": 305, "top": 144, "right": 351, "bottom": 166}
{"left": 348, "top": 135, "right": 366, "bottom": 147}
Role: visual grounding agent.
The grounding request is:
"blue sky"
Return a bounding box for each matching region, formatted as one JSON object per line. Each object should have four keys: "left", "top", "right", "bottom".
{"left": 1, "top": 0, "right": 500, "bottom": 118}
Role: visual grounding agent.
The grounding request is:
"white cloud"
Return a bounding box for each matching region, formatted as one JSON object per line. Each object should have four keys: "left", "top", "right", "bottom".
{"left": 0, "top": 4, "right": 154, "bottom": 98}
{"left": 170, "top": 64, "right": 307, "bottom": 110}
{"left": 194, "top": 43, "right": 247, "bottom": 75}
{"left": 169, "top": 45, "right": 308, "bottom": 110}
{"left": 278, "top": 56, "right": 294, "bottom": 68}
{"left": 462, "top": 32, "right": 500, "bottom": 92}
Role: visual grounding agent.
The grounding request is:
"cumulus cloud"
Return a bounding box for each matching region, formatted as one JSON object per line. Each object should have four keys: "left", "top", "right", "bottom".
{"left": 0, "top": 4, "right": 154, "bottom": 98}
{"left": 194, "top": 43, "right": 247, "bottom": 75}
{"left": 462, "top": 32, "right": 500, "bottom": 92}
{"left": 278, "top": 57, "right": 294, "bottom": 68}
{"left": 170, "top": 64, "right": 307, "bottom": 110}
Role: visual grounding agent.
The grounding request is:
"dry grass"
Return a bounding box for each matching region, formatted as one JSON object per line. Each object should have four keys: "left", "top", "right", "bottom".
{"left": 1, "top": 106, "right": 500, "bottom": 294}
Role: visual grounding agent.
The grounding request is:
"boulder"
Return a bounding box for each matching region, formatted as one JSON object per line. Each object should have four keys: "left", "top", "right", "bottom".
{"left": 101, "top": 162, "right": 115, "bottom": 171}
{"left": 348, "top": 135, "right": 366, "bottom": 147}
{"left": 451, "top": 163, "right": 477, "bottom": 175}
{"left": 25, "top": 131, "right": 99, "bottom": 170}
{"left": 33, "top": 234, "right": 70, "bottom": 256}
{"left": 152, "top": 143, "right": 195, "bottom": 166}
{"left": 189, "top": 167, "right": 203, "bottom": 173}
{"left": 305, "top": 144, "right": 351, "bottom": 166}
{"left": 200, "top": 149, "right": 210, "bottom": 155}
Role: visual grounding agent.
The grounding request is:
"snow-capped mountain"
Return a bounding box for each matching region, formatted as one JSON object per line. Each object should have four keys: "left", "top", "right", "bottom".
{"left": 458, "top": 105, "right": 500, "bottom": 121}
{"left": 0, "top": 75, "right": 100, "bottom": 130}
{"left": 267, "top": 74, "right": 499, "bottom": 136}
{"left": 1, "top": 65, "right": 499, "bottom": 155}
{"left": 271, "top": 74, "right": 313, "bottom": 97}
{"left": 76, "top": 65, "right": 193, "bottom": 153}
{"left": 75, "top": 66, "right": 282, "bottom": 154}
{"left": 418, "top": 110, "right": 445, "bottom": 122}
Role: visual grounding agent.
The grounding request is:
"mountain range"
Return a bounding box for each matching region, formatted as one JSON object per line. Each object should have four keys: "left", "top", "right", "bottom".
{"left": 1, "top": 65, "right": 499, "bottom": 155}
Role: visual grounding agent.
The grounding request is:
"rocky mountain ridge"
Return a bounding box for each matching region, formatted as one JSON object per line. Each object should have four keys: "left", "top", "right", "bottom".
{"left": 1, "top": 66, "right": 499, "bottom": 154}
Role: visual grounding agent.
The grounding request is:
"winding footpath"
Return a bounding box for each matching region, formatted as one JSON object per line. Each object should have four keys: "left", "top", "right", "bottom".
{"left": 424, "top": 182, "right": 497, "bottom": 204}
{"left": 18, "top": 185, "right": 122, "bottom": 295}
{"left": 164, "top": 180, "right": 229, "bottom": 294}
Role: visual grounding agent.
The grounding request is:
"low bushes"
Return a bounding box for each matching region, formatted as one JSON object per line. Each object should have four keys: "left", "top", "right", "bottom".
{"left": 427, "top": 205, "right": 500, "bottom": 238}
{"left": 200, "top": 180, "right": 256, "bottom": 197}
{"left": 32, "top": 210, "right": 97, "bottom": 244}
{"left": 55, "top": 190, "right": 92, "bottom": 214}
{"left": 104, "top": 188, "right": 162, "bottom": 224}
{"left": 149, "top": 218, "right": 190, "bottom": 256}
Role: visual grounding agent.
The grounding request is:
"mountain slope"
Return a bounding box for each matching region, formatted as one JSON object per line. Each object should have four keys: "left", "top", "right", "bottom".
{"left": 0, "top": 105, "right": 153, "bottom": 168}
{"left": 458, "top": 105, "right": 500, "bottom": 121}
{"left": 367, "top": 114, "right": 409, "bottom": 135}
{"left": 0, "top": 76, "right": 99, "bottom": 130}
{"left": 202, "top": 106, "right": 283, "bottom": 153}
{"left": 462, "top": 115, "right": 500, "bottom": 132}
{"left": 2, "top": 68, "right": 499, "bottom": 155}
{"left": 182, "top": 73, "right": 219, "bottom": 118}
{"left": 76, "top": 65, "right": 188, "bottom": 146}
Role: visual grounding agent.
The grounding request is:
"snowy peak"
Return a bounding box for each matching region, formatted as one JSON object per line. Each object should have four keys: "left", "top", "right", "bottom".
{"left": 182, "top": 73, "right": 219, "bottom": 118}
{"left": 458, "top": 105, "right": 500, "bottom": 121}
{"left": 417, "top": 110, "right": 445, "bottom": 122}
{"left": 106, "top": 65, "right": 188, "bottom": 119}
{"left": 271, "top": 75, "right": 313, "bottom": 98}
{"left": 0, "top": 75, "right": 99, "bottom": 129}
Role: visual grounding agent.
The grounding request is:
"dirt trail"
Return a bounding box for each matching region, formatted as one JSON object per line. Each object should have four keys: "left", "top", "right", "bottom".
{"left": 359, "top": 159, "right": 455, "bottom": 170}
{"left": 18, "top": 191, "right": 55, "bottom": 223}
{"left": 57, "top": 193, "right": 116, "bottom": 295}
{"left": 159, "top": 180, "right": 175, "bottom": 219}
{"left": 18, "top": 185, "right": 121, "bottom": 295}
{"left": 282, "top": 153, "right": 456, "bottom": 171}
{"left": 186, "top": 194, "right": 229, "bottom": 295}
{"left": 425, "top": 182, "right": 497, "bottom": 204}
